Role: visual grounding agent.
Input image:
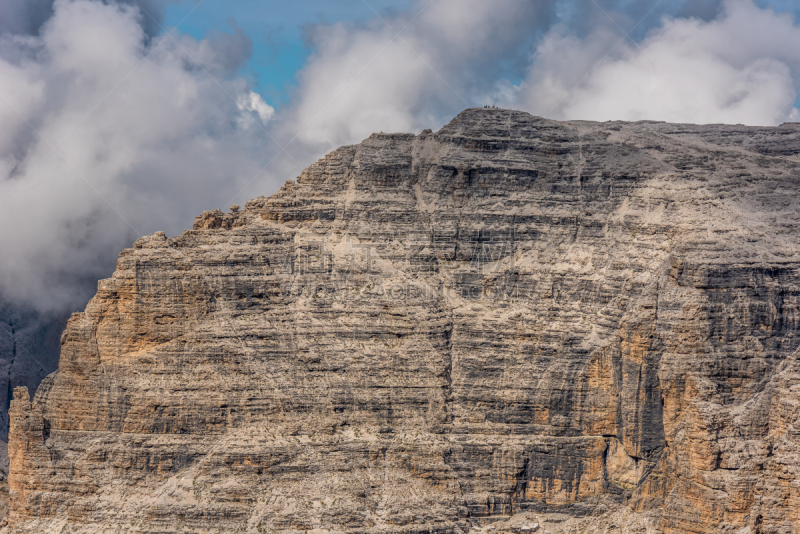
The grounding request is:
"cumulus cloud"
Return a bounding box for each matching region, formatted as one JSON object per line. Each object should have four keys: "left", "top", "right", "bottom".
{"left": 276, "top": 0, "right": 793, "bottom": 153}
{"left": 2, "top": 0, "right": 800, "bottom": 316}
{"left": 509, "top": 0, "right": 800, "bottom": 124}
{"left": 281, "top": 0, "right": 553, "bottom": 150}
{"left": 0, "top": 0, "right": 287, "bottom": 312}
{"left": 238, "top": 91, "right": 275, "bottom": 125}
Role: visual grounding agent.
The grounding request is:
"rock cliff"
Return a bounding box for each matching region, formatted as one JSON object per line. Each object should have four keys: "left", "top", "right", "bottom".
{"left": 0, "top": 303, "right": 66, "bottom": 523}
{"left": 0, "top": 304, "right": 65, "bottom": 443}
{"left": 5, "top": 108, "right": 800, "bottom": 533}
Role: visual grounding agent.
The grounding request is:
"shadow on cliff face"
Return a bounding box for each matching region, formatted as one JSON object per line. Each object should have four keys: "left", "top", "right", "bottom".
{"left": 0, "top": 302, "right": 66, "bottom": 445}
{"left": 0, "top": 302, "right": 64, "bottom": 526}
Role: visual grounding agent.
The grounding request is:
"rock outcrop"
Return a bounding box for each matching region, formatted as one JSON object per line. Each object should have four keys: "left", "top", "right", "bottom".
{"left": 0, "top": 304, "right": 65, "bottom": 444}
{"left": 0, "top": 302, "right": 65, "bottom": 523}
{"left": 5, "top": 109, "right": 800, "bottom": 533}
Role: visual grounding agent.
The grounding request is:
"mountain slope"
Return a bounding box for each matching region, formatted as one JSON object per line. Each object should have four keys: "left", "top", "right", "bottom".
{"left": 5, "top": 109, "right": 800, "bottom": 533}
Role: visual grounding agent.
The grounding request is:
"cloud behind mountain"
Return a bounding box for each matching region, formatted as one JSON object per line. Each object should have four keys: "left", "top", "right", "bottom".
{"left": 1, "top": 0, "right": 800, "bottom": 314}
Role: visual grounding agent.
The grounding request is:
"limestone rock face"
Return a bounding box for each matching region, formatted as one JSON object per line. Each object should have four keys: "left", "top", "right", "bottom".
{"left": 0, "top": 304, "right": 65, "bottom": 445}
{"left": 0, "top": 300, "right": 65, "bottom": 512}
{"left": 0, "top": 301, "right": 66, "bottom": 525}
{"left": 6, "top": 109, "right": 800, "bottom": 533}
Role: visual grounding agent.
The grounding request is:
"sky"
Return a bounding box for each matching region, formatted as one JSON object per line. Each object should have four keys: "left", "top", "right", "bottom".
{"left": 162, "top": 1, "right": 418, "bottom": 105}
{"left": 2, "top": 0, "right": 800, "bottom": 314}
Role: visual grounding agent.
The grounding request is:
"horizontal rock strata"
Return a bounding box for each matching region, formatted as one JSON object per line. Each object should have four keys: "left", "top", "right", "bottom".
{"left": 5, "top": 109, "right": 800, "bottom": 533}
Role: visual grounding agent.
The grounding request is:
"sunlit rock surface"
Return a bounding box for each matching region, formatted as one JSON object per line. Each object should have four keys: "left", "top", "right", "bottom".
{"left": 6, "top": 109, "right": 800, "bottom": 533}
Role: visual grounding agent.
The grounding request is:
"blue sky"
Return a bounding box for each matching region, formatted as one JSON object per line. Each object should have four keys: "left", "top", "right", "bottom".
{"left": 163, "top": 0, "right": 416, "bottom": 106}
{"left": 162, "top": 0, "right": 800, "bottom": 110}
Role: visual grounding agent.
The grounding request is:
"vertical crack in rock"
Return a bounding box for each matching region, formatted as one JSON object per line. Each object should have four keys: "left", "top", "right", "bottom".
{"left": 511, "top": 456, "right": 530, "bottom": 514}
{"left": 442, "top": 312, "right": 454, "bottom": 424}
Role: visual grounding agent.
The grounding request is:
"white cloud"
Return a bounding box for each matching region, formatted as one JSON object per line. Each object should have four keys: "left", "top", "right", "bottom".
{"left": 509, "top": 0, "right": 800, "bottom": 124}
{"left": 282, "top": 0, "right": 548, "bottom": 150}
{"left": 238, "top": 91, "right": 276, "bottom": 126}
{"left": 3, "top": 0, "right": 800, "bottom": 315}
{"left": 0, "top": 0, "right": 283, "bottom": 311}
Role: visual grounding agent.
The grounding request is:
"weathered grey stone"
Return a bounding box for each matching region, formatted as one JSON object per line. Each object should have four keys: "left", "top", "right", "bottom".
{"left": 0, "top": 304, "right": 65, "bottom": 445}
{"left": 5, "top": 109, "right": 800, "bottom": 533}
